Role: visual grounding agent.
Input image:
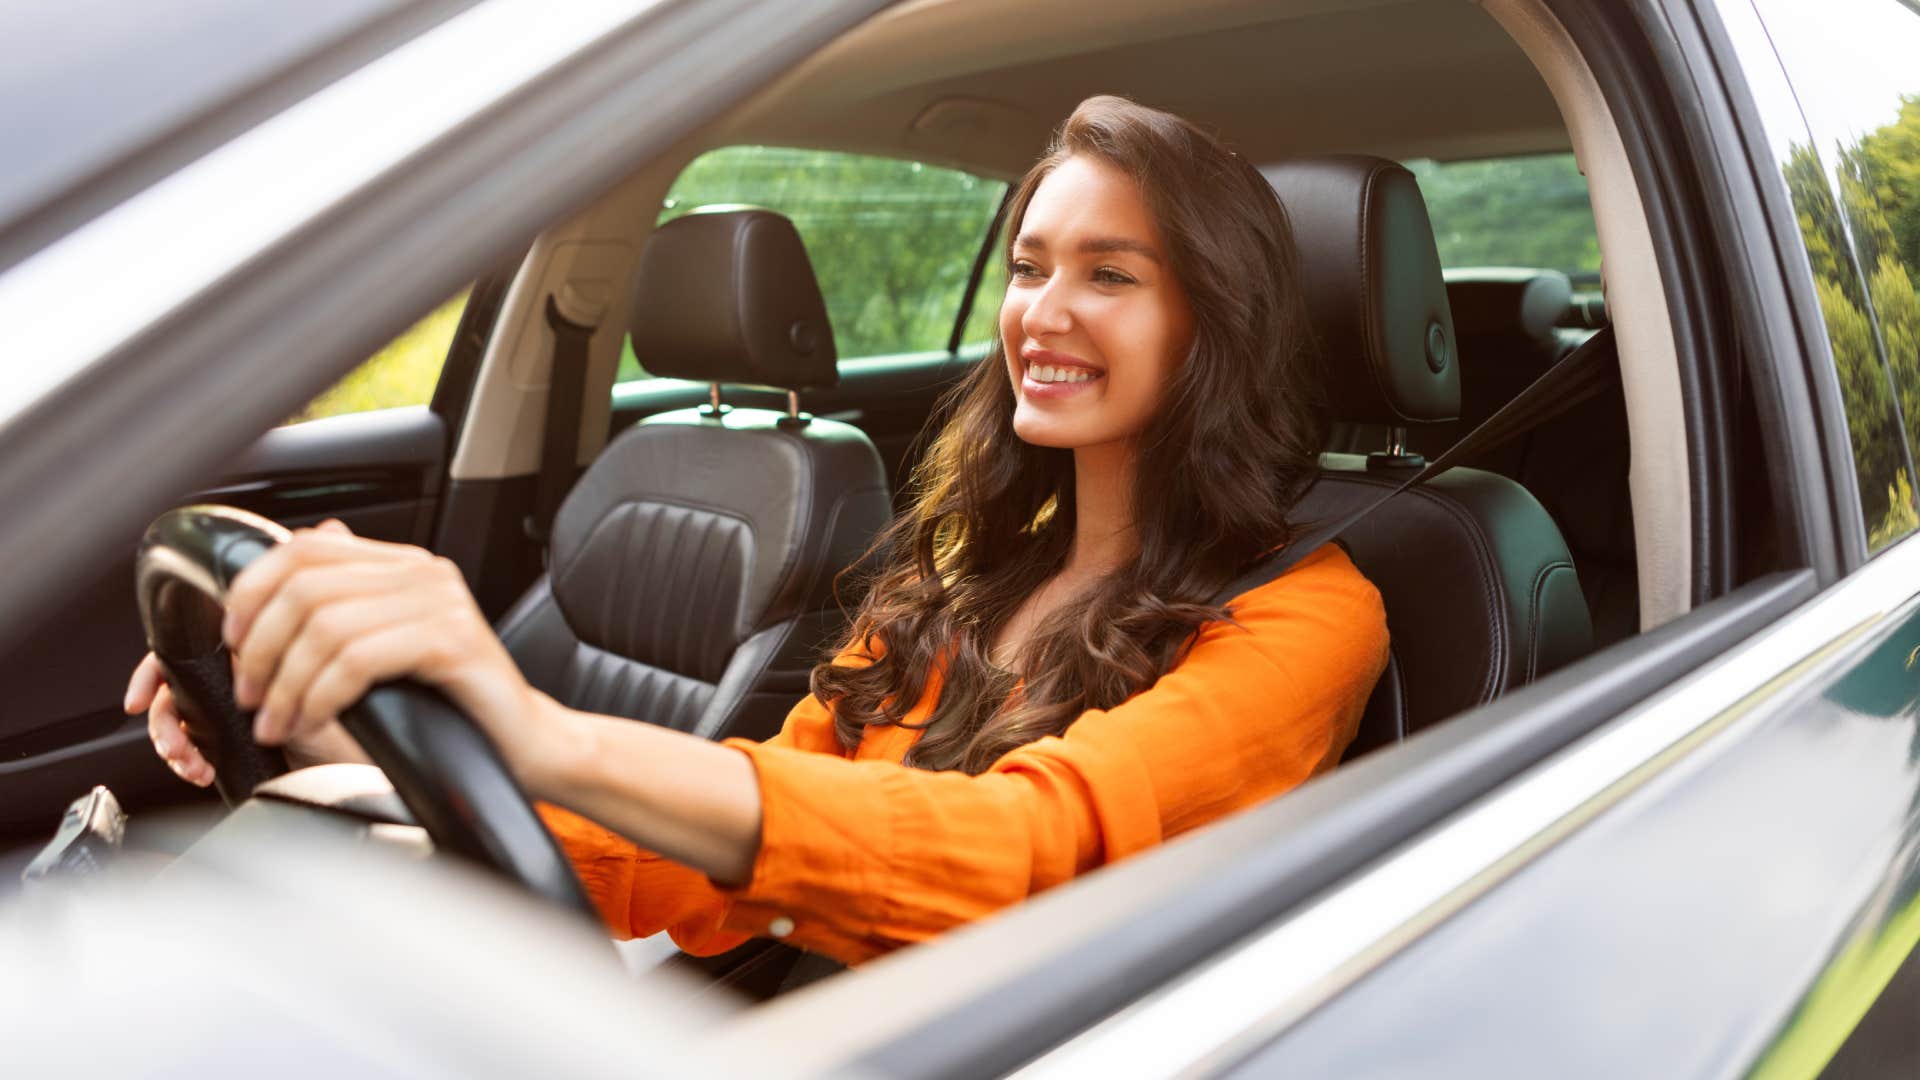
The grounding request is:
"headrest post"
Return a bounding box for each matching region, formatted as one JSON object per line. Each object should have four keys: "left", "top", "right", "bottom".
{"left": 786, "top": 390, "right": 799, "bottom": 419}
{"left": 1367, "top": 425, "right": 1426, "bottom": 472}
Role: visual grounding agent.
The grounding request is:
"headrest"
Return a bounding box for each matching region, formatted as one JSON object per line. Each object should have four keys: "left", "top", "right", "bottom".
{"left": 1263, "top": 156, "right": 1459, "bottom": 425}
{"left": 1444, "top": 268, "right": 1573, "bottom": 343}
{"left": 628, "top": 208, "right": 839, "bottom": 391}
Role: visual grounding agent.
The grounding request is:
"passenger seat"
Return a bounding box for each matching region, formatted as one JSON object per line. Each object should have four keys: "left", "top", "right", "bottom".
{"left": 1416, "top": 269, "right": 1639, "bottom": 648}
{"left": 1266, "top": 156, "right": 1594, "bottom": 756}
{"left": 496, "top": 209, "right": 892, "bottom": 744}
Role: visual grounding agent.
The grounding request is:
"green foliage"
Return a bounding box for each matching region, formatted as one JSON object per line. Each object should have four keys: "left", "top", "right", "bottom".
{"left": 1781, "top": 93, "right": 1920, "bottom": 549}
{"left": 287, "top": 292, "right": 467, "bottom": 424}
{"left": 1405, "top": 154, "right": 1601, "bottom": 274}
{"left": 617, "top": 146, "right": 1006, "bottom": 382}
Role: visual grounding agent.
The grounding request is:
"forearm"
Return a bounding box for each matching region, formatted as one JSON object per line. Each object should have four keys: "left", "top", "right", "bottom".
{"left": 519, "top": 694, "right": 764, "bottom": 887}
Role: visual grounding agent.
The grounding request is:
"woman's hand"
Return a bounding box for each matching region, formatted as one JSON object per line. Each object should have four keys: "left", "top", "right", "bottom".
{"left": 218, "top": 519, "right": 558, "bottom": 774}
{"left": 127, "top": 518, "right": 561, "bottom": 787}
{"left": 128, "top": 649, "right": 366, "bottom": 786}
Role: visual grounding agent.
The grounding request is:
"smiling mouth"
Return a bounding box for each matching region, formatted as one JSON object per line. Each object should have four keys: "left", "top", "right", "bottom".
{"left": 1026, "top": 363, "right": 1102, "bottom": 385}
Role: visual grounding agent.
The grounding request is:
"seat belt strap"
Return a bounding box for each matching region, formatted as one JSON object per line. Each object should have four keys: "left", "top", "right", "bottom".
{"left": 525, "top": 295, "right": 595, "bottom": 553}
{"left": 1211, "top": 324, "right": 1619, "bottom": 604}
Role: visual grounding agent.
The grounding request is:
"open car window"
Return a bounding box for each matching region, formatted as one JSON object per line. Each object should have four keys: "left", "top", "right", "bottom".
{"left": 283, "top": 290, "right": 467, "bottom": 425}
{"left": 1403, "top": 151, "right": 1601, "bottom": 283}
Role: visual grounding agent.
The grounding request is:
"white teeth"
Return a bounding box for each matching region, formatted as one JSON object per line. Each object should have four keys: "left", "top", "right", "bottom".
{"left": 1030, "top": 364, "right": 1098, "bottom": 384}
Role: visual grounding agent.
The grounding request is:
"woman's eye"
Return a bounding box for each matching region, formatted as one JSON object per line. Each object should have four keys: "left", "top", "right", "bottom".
{"left": 1010, "top": 260, "right": 1042, "bottom": 279}
{"left": 1094, "top": 267, "right": 1137, "bottom": 286}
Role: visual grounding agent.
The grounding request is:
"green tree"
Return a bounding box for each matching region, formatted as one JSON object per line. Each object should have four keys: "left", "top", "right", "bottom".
{"left": 1781, "top": 92, "right": 1920, "bottom": 548}
{"left": 1404, "top": 153, "right": 1601, "bottom": 273}
{"left": 288, "top": 291, "right": 467, "bottom": 424}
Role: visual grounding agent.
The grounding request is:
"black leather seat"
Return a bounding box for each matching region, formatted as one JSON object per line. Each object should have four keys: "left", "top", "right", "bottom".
{"left": 497, "top": 209, "right": 892, "bottom": 743}
{"left": 1419, "top": 269, "right": 1640, "bottom": 648}
{"left": 1266, "top": 156, "right": 1594, "bottom": 756}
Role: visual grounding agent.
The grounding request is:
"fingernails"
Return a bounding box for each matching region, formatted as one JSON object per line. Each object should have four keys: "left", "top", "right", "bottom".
{"left": 153, "top": 735, "right": 171, "bottom": 757}
{"left": 253, "top": 707, "right": 276, "bottom": 744}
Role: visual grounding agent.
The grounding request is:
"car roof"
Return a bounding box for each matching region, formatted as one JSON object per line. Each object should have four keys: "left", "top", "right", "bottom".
{"left": 705, "top": 0, "right": 1566, "bottom": 179}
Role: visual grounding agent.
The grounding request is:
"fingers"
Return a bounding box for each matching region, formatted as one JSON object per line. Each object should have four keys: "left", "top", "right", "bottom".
{"left": 267, "top": 622, "right": 445, "bottom": 746}
{"left": 253, "top": 588, "right": 452, "bottom": 743}
{"left": 316, "top": 518, "right": 353, "bottom": 536}
{"left": 125, "top": 651, "right": 164, "bottom": 714}
{"left": 222, "top": 527, "right": 428, "bottom": 651}
{"left": 146, "top": 685, "right": 214, "bottom": 787}
{"left": 231, "top": 560, "right": 439, "bottom": 709}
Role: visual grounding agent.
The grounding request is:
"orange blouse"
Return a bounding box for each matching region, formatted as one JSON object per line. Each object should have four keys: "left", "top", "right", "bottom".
{"left": 539, "top": 542, "right": 1388, "bottom": 965}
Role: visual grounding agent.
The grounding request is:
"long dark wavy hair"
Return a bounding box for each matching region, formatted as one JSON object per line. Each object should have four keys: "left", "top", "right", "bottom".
{"left": 812, "top": 95, "right": 1326, "bottom": 774}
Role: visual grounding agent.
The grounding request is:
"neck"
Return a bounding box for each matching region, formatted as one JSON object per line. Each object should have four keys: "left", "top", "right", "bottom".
{"left": 1067, "top": 439, "right": 1137, "bottom": 575}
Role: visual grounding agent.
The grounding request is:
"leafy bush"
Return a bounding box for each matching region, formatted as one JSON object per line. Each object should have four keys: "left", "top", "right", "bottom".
{"left": 286, "top": 292, "right": 468, "bottom": 425}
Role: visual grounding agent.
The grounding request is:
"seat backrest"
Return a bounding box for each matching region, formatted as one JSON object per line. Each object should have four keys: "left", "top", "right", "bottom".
{"left": 1265, "top": 157, "right": 1594, "bottom": 755}
{"left": 499, "top": 209, "right": 891, "bottom": 743}
{"left": 1430, "top": 269, "right": 1638, "bottom": 647}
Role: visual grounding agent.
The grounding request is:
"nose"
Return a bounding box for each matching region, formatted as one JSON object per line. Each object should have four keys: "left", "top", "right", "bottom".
{"left": 1020, "top": 274, "right": 1073, "bottom": 339}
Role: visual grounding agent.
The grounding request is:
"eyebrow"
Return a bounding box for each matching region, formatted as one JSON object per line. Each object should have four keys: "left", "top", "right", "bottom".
{"left": 1013, "top": 232, "right": 1163, "bottom": 265}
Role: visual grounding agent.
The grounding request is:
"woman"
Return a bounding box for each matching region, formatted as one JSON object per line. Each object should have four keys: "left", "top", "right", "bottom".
{"left": 128, "top": 96, "right": 1388, "bottom": 965}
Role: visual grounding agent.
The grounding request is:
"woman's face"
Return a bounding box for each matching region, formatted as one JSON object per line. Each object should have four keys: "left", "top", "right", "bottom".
{"left": 1000, "top": 155, "right": 1195, "bottom": 452}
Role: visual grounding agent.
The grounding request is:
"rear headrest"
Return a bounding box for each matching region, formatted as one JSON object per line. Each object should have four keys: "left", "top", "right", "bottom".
{"left": 1445, "top": 268, "right": 1573, "bottom": 343}
{"left": 628, "top": 208, "right": 839, "bottom": 391}
{"left": 1263, "top": 156, "right": 1459, "bottom": 425}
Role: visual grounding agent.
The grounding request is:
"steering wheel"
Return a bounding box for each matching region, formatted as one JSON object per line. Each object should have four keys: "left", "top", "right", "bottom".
{"left": 134, "top": 504, "right": 594, "bottom": 917}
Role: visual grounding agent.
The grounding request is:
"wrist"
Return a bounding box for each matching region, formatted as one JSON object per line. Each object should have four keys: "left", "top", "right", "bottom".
{"left": 515, "top": 689, "right": 596, "bottom": 799}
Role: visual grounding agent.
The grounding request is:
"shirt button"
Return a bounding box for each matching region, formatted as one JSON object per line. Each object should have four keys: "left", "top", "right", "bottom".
{"left": 768, "top": 916, "right": 795, "bottom": 938}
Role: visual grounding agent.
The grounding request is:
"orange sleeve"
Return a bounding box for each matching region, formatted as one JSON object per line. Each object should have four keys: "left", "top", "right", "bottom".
{"left": 718, "top": 543, "right": 1389, "bottom": 964}
{"left": 535, "top": 657, "right": 852, "bottom": 953}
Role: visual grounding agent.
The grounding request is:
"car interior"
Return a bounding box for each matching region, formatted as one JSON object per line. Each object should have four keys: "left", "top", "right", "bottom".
{"left": 2, "top": 0, "right": 1796, "bottom": 1010}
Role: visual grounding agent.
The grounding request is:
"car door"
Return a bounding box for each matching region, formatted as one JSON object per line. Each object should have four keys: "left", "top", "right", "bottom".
{"left": 0, "top": 278, "right": 506, "bottom": 838}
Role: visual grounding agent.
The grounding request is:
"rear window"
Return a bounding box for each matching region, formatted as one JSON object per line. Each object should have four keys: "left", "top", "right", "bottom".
{"left": 1403, "top": 152, "right": 1601, "bottom": 279}
{"left": 619, "top": 145, "right": 1006, "bottom": 382}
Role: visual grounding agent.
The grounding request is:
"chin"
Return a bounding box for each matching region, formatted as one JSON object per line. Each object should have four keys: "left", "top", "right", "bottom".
{"left": 1010, "top": 409, "right": 1086, "bottom": 449}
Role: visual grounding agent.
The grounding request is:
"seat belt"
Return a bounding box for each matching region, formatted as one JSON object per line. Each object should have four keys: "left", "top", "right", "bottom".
{"left": 1212, "top": 324, "right": 1619, "bottom": 604}
{"left": 524, "top": 295, "right": 596, "bottom": 555}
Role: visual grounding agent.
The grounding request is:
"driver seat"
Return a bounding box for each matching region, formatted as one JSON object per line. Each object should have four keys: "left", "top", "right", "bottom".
{"left": 495, "top": 209, "right": 891, "bottom": 743}
{"left": 1266, "top": 156, "right": 1595, "bottom": 757}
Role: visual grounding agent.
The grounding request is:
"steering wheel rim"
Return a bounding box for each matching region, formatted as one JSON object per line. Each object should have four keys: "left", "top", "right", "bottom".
{"left": 135, "top": 505, "right": 594, "bottom": 918}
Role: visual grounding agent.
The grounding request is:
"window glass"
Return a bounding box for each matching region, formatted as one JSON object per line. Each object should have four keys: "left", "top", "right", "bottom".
{"left": 1402, "top": 153, "right": 1602, "bottom": 279}
{"left": 617, "top": 146, "right": 1007, "bottom": 383}
{"left": 959, "top": 213, "right": 1011, "bottom": 351}
{"left": 286, "top": 291, "right": 467, "bottom": 425}
{"left": 1755, "top": 0, "right": 1920, "bottom": 550}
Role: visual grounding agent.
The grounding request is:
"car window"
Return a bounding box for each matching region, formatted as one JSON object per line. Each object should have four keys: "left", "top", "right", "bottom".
{"left": 285, "top": 290, "right": 467, "bottom": 425}
{"left": 1754, "top": 0, "right": 1920, "bottom": 551}
{"left": 616, "top": 146, "right": 1008, "bottom": 383}
{"left": 1402, "top": 152, "right": 1601, "bottom": 280}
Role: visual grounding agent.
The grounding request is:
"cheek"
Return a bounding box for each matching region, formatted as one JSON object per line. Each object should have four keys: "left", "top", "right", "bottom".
{"left": 998, "top": 290, "right": 1027, "bottom": 346}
